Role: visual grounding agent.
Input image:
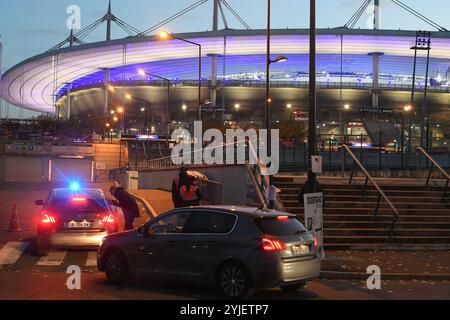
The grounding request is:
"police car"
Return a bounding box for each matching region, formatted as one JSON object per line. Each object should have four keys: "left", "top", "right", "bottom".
{"left": 34, "top": 182, "right": 118, "bottom": 256}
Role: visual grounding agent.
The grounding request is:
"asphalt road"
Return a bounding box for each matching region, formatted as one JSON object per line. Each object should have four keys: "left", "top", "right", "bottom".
{"left": 1, "top": 268, "right": 449, "bottom": 300}
{"left": 1, "top": 186, "right": 449, "bottom": 300}
{"left": 0, "top": 238, "right": 449, "bottom": 300}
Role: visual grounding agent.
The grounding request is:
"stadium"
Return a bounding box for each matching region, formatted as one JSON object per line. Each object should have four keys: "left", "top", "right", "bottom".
{"left": 1, "top": 0, "right": 450, "bottom": 148}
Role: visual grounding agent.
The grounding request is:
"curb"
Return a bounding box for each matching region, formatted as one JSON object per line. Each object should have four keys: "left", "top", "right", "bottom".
{"left": 320, "top": 270, "right": 450, "bottom": 281}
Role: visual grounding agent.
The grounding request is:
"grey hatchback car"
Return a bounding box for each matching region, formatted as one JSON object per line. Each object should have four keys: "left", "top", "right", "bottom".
{"left": 97, "top": 206, "right": 321, "bottom": 299}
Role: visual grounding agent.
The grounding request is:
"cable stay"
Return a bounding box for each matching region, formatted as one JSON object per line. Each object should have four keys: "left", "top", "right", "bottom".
{"left": 342, "top": 0, "right": 372, "bottom": 29}
{"left": 47, "top": 0, "right": 142, "bottom": 52}
{"left": 390, "top": 0, "right": 448, "bottom": 32}
{"left": 220, "top": 0, "right": 251, "bottom": 30}
{"left": 341, "top": 0, "right": 448, "bottom": 32}
{"left": 137, "top": 0, "right": 209, "bottom": 37}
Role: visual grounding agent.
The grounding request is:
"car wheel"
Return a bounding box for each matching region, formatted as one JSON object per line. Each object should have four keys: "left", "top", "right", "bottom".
{"left": 280, "top": 282, "right": 306, "bottom": 292}
{"left": 217, "top": 262, "right": 254, "bottom": 299}
{"left": 104, "top": 250, "right": 129, "bottom": 285}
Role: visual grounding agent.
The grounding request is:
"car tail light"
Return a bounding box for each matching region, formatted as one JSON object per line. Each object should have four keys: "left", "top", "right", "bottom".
{"left": 101, "top": 214, "right": 115, "bottom": 224}
{"left": 261, "top": 238, "right": 286, "bottom": 251}
{"left": 42, "top": 213, "right": 56, "bottom": 224}
{"left": 71, "top": 197, "right": 86, "bottom": 202}
{"left": 277, "top": 215, "right": 289, "bottom": 221}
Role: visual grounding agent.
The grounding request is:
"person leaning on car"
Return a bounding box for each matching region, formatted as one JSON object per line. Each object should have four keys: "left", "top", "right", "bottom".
{"left": 109, "top": 181, "right": 140, "bottom": 231}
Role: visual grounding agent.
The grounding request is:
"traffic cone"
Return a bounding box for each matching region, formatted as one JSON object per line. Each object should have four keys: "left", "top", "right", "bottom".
{"left": 8, "top": 204, "right": 22, "bottom": 232}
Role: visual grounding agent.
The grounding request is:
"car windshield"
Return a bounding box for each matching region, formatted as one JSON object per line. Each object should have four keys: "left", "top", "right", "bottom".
{"left": 255, "top": 217, "right": 307, "bottom": 236}
{"left": 48, "top": 192, "right": 108, "bottom": 213}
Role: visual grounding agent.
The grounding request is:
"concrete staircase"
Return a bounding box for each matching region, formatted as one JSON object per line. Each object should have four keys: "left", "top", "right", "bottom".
{"left": 275, "top": 176, "right": 450, "bottom": 250}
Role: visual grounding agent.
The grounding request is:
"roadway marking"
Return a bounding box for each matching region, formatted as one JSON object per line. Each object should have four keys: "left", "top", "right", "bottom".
{"left": 36, "top": 251, "right": 67, "bottom": 266}
{"left": 0, "top": 242, "right": 30, "bottom": 266}
{"left": 85, "top": 252, "right": 97, "bottom": 267}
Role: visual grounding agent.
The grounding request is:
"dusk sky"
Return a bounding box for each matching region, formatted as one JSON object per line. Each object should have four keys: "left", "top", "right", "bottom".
{"left": 0, "top": 0, "right": 448, "bottom": 117}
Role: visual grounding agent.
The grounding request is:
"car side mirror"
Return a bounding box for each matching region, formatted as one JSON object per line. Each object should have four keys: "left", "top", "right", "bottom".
{"left": 35, "top": 200, "right": 44, "bottom": 206}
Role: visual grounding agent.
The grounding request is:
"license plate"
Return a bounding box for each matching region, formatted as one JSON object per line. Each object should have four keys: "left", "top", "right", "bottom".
{"left": 291, "top": 244, "right": 310, "bottom": 255}
{"left": 67, "top": 220, "right": 92, "bottom": 228}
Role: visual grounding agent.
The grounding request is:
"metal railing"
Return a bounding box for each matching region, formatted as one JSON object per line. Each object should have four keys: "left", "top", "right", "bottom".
{"left": 340, "top": 144, "right": 400, "bottom": 237}
{"left": 416, "top": 147, "right": 450, "bottom": 202}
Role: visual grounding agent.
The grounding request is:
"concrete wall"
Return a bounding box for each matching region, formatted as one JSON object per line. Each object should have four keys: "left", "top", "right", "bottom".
{"left": 138, "top": 165, "right": 249, "bottom": 206}
{"left": 93, "top": 143, "right": 128, "bottom": 182}
{"left": 1, "top": 155, "right": 48, "bottom": 182}
{"left": 51, "top": 158, "right": 93, "bottom": 182}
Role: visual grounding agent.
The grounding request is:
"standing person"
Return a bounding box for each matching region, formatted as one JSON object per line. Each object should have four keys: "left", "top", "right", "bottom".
{"left": 267, "top": 185, "right": 281, "bottom": 210}
{"left": 172, "top": 166, "right": 188, "bottom": 208}
{"left": 298, "top": 182, "right": 325, "bottom": 209}
{"left": 179, "top": 176, "right": 203, "bottom": 207}
{"left": 109, "top": 181, "right": 140, "bottom": 231}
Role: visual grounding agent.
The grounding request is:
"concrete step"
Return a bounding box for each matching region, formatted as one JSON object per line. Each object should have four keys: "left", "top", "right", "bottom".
{"left": 280, "top": 188, "right": 447, "bottom": 198}
{"left": 282, "top": 200, "right": 450, "bottom": 210}
{"left": 323, "top": 243, "right": 450, "bottom": 250}
{"left": 324, "top": 235, "right": 450, "bottom": 244}
{"left": 324, "top": 221, "right": 450, "bottom": 229}
{"left": 295, "top": 214, "right": 450, "bottom": 223}
{"left": 275, "top": 182, "right": 447, "bottom": 192}
{"left": 279, "top": 194, "right": 447, "bottom": 204}
{"left": 324, "top": 228, "right": 450, "bottom": 237}
{"left": 286, "top": 207, "right": 450, "bottom": 216}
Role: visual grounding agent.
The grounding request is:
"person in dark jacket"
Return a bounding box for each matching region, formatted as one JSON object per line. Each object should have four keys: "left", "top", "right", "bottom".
{"left": 109, "top": 182, "right": 140, "bottom": 231}
{"left": 298, "top": 181, "right": 325, "bottom": 208}
{"left": 172, "top": 166, "right": 188, "bottom": 208}
{"left": 179, "top": 175, "right": 203, "bottom": 207}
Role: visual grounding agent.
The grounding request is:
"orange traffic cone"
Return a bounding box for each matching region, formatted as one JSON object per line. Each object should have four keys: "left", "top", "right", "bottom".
{"left": 8, "top": 204, "right": 22, "bottom": 232}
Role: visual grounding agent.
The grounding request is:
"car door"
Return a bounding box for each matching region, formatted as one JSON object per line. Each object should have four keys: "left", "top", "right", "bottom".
{"left": 179, "top": 210, "right": 238, "bottom": 284}
{"left": 136, "top": 210, "right": 192, "bottom": 279}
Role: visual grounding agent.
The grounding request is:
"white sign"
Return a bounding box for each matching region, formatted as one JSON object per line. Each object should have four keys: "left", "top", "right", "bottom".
{"left": 304, "top": 192, "right": 325, "bottom": 259}
{"left": 95, "top": 162, "right": 106, "bottom": 170}
{"left": 311, "top": 156, "right": 322, "bottom": 174}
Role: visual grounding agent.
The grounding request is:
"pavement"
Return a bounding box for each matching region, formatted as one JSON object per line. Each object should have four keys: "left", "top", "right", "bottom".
{"left": 321, "top": 250, "right": 450, "bottom": 281}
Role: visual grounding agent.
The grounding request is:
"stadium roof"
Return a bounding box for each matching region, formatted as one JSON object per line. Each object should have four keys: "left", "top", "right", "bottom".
{"left": 2, "top": 28, "right": 450, "bottom": 113}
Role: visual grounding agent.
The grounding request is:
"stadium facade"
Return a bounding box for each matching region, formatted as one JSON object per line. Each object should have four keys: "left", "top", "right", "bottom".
{"left": 1, "top": 1, "right": 449, "bottom": 147}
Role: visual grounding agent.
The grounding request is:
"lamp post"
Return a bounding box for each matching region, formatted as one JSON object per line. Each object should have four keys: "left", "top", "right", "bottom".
{"left": 116, "top": 106, "right": 125, "bottom": 135}
{"left": 159, "top": 31, "right": 202, "bottom": 121}
{"left": 266, "top": 0, "right": 288, "bottom": 187}
{"left": 126, "top": 94, "right": 151, "bottom": 133}
{"left": 401, "top": 105, "right": 412, "bottom": 170}
{"left": 307, "top": 0, "right": 317, "bottom": 193}
{"left": 138, "top": 69, "right": 171, "bottom": 138}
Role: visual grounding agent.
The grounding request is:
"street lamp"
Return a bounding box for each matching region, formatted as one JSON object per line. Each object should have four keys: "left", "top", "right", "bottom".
{"left": 126, "top": 94, "right": 151, "bottom": 134}
{"left": 401, "top": 105, "right": 412, "bottom": 169}
{"left": 235, "top": 104, "right": 240, "bottom": 111}
{"left": 138, "top": 69, "right": 171, "bottom": 140}
{"left": 266, "top": 0, "right": 289, "bottom": 189}
{"left": 159, "top": 31, "right": 202, "bottom": 121}
{"left": 306, "top": 0, "right": 318, "bottom": 193}
{"left": 182, "top": 104, "right": 188, "bottom": 111}
{"left": 340, "top": 104, "right": 350, "bottom": 135}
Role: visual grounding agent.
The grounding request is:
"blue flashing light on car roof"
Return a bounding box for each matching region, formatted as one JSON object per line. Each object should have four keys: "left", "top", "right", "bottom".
{"left": 70, "top": 181, "right": 81, "bottom": 192}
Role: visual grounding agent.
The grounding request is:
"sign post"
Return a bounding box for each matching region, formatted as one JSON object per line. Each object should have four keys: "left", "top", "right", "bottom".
{"left": 304, "top": 192, "right": 325, "bottom": 259}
